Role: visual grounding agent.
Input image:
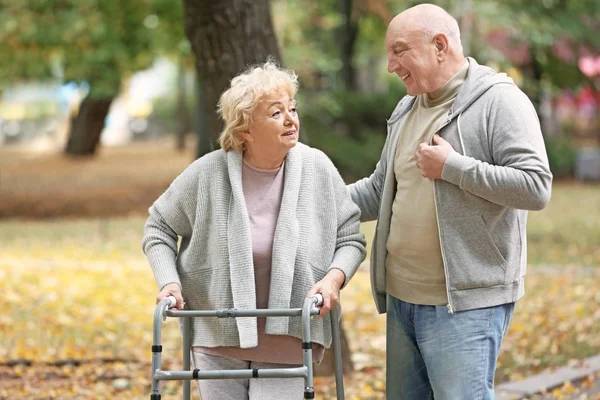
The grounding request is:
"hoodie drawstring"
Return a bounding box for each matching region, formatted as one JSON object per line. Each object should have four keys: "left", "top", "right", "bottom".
{"left": 457, "top": 113, "right": 467, "bottom": 156}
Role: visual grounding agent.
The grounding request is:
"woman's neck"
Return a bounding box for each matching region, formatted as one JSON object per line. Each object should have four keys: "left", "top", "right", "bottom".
{"left": 243, "top": 150, "right": 286, "bottom": 170}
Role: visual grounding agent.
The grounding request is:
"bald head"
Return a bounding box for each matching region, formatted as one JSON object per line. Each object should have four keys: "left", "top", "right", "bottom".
{"left": 389, "top": 3, "right": 463, "bottom": 55}
{"left": 384, "top": 3, "right": 466, "bottom": 95}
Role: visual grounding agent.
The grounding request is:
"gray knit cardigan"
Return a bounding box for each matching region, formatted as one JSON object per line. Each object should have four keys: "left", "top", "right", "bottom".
{"left": 142, "top": 143, "right": 366, "bottom": 349}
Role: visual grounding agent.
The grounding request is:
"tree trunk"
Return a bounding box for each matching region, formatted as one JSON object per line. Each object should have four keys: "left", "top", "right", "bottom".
{"left": 65, "top": 96, "right": 113, "bottom": 156}
{"left": 339, "top": 0, "right": 358, "bottom": 91}
{"left": 182, "top": 0, "right": 281, "bottom": 158}
{"left": 314, "top": 318, "right": 355, "bottom": 376}
{"left": 529, "top": 47, "right": 558, "bottom": 137}
{"left": 338, "top": 0, "right": 362, "bottom": 140}
{"left": 529, "top": 46, "right": 549, "bottom": 137}
{"left": 176, "top": 60, "right": 191, "bottom": 152}
{"left": 195, "top": 74, "right": 214, "bottom": 158}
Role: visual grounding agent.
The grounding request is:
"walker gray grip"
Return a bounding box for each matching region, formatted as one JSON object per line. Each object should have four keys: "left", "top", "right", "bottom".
{"left": 166, "top": 295, "right": 177, "bottom": 308}
{"left": 312, "top": 293, "right": 324, "bottom": 306}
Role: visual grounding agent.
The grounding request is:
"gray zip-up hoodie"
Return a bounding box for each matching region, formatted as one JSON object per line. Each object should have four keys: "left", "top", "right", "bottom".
{"left": 348, "top": 57, "right": 552, "bottom": 314}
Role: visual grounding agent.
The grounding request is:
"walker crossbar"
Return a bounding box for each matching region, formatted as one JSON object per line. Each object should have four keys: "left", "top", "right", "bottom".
{"left": 164, "top": 308, "right": 310, "bottom": 318}
{"left": 150, "top": 294, "right": 346, "bottom": 400}
{"left": 154, "top": 366, "right": 308, "bottom": 380}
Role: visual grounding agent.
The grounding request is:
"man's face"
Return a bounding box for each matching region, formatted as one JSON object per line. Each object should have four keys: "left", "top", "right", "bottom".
{"left": 385, "top": 25, "right": 439, "bottom": 96}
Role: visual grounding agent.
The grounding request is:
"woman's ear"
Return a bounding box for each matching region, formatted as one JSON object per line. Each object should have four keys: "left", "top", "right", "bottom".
{"left": 240, "top": 131, "right": 254, "bottom": 144}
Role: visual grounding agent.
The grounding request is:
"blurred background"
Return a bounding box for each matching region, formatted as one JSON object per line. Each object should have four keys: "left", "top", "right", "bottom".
{"left": 0, "top": 0, "right": 598, "bottom": 181}
{"left": 0, "top": 1, "right": 599, "bottom": 399}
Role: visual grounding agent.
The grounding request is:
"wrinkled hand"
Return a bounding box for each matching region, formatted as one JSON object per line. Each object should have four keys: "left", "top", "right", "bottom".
{"left": 156, "top": 282, "right": 185, "bottom": 310}
{"left": 415, "top": 134, "right": 454, "bottom": 179}
{"left": 306, "top": 268, "right": 346, "bottom": 318}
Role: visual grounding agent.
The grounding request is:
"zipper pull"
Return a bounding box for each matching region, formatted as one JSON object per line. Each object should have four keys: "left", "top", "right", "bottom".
{"left": 446, "top": 303, "right": 454, "bottom": 314}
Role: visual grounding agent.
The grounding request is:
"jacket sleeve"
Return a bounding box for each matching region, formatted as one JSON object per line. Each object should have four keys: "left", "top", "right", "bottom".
{"left": 142, "top": 164, "right": 198, "bottom": 290}
{"left": 346, "top": 133, "right": 394, "bottom": 222}
{"left": 442, "top": 86, "right": 553, "bottom": 211}
{"left": 323, "top": 157, "right": 367, "bottom": 287}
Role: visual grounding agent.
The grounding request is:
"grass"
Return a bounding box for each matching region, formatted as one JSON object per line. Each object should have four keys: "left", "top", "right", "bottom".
{"left": 527, "top": 182, "right": 600, "bottom": 266}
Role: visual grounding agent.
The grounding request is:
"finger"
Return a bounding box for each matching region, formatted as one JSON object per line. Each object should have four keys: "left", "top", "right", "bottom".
{"left": 175, "top": 295, "right": 185, "bottom": 310}
{"left": 318, "top": 304, "right": 328, "bottom": 318}
{"left": 330, "top": 293, "right": 339, "bottom": 309}
{"left": 320, "top": 294, "right": 332, "bottom": 318}
{"left": 418, "top": 142, "right": 428, "bottom": 151}
{"left": 432, "top": 134, "right": 445, "bottom": 145}
{"left": 156, "top": 293, "right": 166, "bottom": 304}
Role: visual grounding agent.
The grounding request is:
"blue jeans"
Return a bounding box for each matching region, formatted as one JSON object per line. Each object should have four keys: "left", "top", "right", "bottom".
{"left": 386, "top": 295, "right": 514, "bottom": 400}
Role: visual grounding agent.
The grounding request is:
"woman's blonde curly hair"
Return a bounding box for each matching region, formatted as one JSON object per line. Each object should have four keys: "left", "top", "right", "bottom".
{"left": 218, "top": 58, "right": 298, "bottom": 152}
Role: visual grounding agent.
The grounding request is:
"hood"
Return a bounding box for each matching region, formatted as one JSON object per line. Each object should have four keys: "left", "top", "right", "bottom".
{"left": 451, "top": 57, "right": 516, "bottom": 116}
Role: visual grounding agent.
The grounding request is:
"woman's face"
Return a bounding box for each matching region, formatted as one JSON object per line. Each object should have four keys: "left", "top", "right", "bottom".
{"left": 242, "top": 91, "right": 299, "bottom": 164}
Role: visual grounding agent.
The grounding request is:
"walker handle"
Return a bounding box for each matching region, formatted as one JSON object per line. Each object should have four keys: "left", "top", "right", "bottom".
{"left": 165, "top": 295, "right": 177, "bottom": 308}
{"left": 311, "top": 293, "right": 324, "bottom": 306}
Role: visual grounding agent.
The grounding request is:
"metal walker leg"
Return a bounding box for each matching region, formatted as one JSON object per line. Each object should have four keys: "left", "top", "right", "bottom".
{"left": 182, "top": 318, "right": 191, "bottom": 400}
{"left": 151, "top": 294, "right": 346, "bottom": 399}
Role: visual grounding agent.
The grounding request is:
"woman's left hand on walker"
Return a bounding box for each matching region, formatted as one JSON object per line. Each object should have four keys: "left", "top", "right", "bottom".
{"left": 306, "top": 268, "right": 346, "bottom": 318}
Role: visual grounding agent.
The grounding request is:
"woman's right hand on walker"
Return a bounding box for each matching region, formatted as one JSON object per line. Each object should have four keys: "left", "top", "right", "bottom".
{"left": 157, "top": 283, "right": 185, "bottom": 310}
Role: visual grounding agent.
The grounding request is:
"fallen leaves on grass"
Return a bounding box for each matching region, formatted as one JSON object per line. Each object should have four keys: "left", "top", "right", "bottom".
{"left": 1, "top": 217, "right": 599, "bottom": 399}
{"left": 498, "top": 266, "right": 600, "bottom": 383}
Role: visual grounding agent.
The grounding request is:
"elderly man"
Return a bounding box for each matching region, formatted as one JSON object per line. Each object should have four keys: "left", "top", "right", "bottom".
{"left": 348, "top": 3, "right": 552, "bottom": 399}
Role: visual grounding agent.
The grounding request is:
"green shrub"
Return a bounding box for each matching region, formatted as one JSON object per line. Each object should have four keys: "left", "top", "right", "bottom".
{"left": 544, "top": 135, "right": 577, "bottom": 178}
{"left": 305, "top": 126, "right": 387, "bottom": 182}
{"left": 298, "top": 85, "right": 406, "bottom": 182}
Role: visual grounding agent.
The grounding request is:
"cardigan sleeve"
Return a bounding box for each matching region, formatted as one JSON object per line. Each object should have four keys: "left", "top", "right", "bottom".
{"left": 142, "top": 162, "right": 199, "bottom": 290}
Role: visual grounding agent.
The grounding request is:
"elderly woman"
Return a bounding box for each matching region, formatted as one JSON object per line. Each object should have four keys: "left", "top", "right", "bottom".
{"left": 142, "top": 60, "right": 366, "bottom": 400}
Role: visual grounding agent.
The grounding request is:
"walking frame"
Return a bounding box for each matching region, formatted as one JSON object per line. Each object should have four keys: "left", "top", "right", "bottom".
{"left": 151, "top": 294, "right": 346, "bottom": 399}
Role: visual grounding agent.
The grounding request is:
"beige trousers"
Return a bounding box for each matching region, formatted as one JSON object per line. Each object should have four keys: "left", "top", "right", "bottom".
{"left": 192, "top": 352, "right": 304, "bottom": 400}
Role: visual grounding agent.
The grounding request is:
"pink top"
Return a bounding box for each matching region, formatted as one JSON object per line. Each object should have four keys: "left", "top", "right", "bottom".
{"left": 193, "top": 159, "right": 324, "bottom": 364}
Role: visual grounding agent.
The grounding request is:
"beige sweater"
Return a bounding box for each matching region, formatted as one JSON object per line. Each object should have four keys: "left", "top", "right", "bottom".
{"left": 386, "top": 61, "right": 468, "bottom": 305}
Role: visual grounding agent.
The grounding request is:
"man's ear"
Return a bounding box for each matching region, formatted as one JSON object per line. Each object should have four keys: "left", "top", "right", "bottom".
{"left": 433, "top": 33, "right": 449, "bottom": 56}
